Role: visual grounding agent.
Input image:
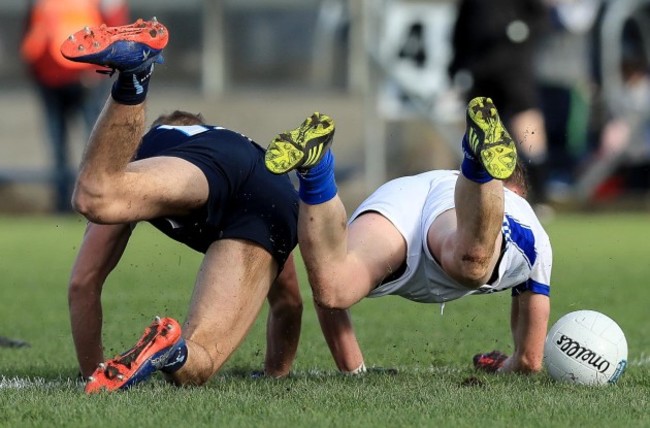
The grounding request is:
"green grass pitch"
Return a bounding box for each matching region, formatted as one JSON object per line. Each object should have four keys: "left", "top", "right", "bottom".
{"left": 0, "top": 213, "right": 648, "bottom": 427}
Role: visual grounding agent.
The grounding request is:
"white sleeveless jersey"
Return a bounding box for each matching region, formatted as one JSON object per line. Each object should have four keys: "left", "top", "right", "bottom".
{"left": 349, "top": 170, "right": 552, "bottom": 303}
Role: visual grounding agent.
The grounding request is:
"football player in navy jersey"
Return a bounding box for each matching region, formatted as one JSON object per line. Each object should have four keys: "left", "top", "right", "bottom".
{"left": 62, "top": 19, "right": 364, "bottom": 393}
{"left": 266, "top": 96, "right": 553, "bottom": 376}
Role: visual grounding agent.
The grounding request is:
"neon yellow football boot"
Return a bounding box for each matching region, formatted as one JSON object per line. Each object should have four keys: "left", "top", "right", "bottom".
{"left": 265, "top": 112, "right": 335, "bottom": 175}
{"left": 465, "top": 97, "right": 517, "bottom": 180}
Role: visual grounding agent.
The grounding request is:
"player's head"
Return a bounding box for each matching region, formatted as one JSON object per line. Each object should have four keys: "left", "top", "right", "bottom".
{"left": 151, "top": 110, "right": 205, "bottom": 128}
{"left": 504, "top": 159, "right": 529, "bottom": 198}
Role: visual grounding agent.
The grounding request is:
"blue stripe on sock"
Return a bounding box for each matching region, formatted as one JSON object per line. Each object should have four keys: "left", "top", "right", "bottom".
{"left": 460, "top": 135, "right": 492, "bottom": 183}
{"left": 297, "top": 150, "right": 337, "bottom": 204}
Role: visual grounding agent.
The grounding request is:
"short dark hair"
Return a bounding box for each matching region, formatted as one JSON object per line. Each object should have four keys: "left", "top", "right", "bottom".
{"left": 504, "top": 159, "right": 529, "bottom": 198}
{"left": 151, "top": 110, "right": 206, "bottom": 128}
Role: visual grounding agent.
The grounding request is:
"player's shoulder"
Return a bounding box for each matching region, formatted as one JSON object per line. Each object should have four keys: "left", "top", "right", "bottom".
{"left": 504, "top": 191, "right": 551, "bottom": 237}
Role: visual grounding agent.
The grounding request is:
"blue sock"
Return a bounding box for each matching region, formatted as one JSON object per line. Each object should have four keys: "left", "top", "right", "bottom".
{"left": 297, "top": 150, "right": 338, "bottom": 204}
{"left": 460, "top": 135, "right": 492, "bottom": 183}
{"left": 111, "top": 65, "right": 155, "bottom": 105}
{"left": 161, "top": 338, "right": 188, "bottom": 374}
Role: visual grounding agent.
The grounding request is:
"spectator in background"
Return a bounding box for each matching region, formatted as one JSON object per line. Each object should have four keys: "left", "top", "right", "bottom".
{"left": 20, "top": 0, "right": 129, "bottom": 213}
{"left": 579, "top": 0, "right": 650, "bottom": 200}
{"left": 535, "top": 0, "right": 600, "bottom": 201}
{"left": 595, "top": 18, "right": 650, "bottom": 159}
{"left": 449, "top": 0, "right": 551, "bottom": 205}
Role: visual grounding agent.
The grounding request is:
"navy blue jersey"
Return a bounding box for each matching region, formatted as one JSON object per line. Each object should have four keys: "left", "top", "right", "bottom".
{"left": 134, "top": 124, "right": 299, "bottom": 267}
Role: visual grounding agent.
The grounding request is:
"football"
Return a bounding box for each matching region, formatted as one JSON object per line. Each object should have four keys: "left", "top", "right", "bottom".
{"left": 543, "top": 310, "right": 628, "bottom": 385}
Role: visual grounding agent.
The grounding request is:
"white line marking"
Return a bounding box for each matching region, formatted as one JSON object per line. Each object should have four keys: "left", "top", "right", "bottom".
{"left": 0, "top": 376, "right": 81, "bottom": 390}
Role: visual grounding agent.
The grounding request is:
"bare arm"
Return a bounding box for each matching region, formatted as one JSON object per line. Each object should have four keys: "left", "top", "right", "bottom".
{"left": 499, "top": 291, "right": 550, "bottom": 374}
{"left": 314, "top": 304, "right": 366, "bottom": 374}
{"left": 68, "top": 222, "right": 132, "bottom": 377}
{"left": 263, "top": 253, "right": 303, "bottom": 378}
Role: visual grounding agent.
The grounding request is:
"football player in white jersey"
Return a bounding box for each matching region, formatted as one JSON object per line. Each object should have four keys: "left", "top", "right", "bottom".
{"left": 266, "top": 97, "right": 552, "bottom": 375}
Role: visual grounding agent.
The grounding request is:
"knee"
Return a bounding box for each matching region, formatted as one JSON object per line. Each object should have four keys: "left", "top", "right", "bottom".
{"left": 72, "top": 180, "right": 102, "bottom": 221}
{"left": 71, "top": 180, "right": 117, "bottom": 223}
{"left": 445, "top": 247, "right": 494, "bottom": 289}
{"left": 308, "top": 270, "right": 359, "bottom": 309}
{"left": 311, "top": 281, "right": 351, "bottom": 310}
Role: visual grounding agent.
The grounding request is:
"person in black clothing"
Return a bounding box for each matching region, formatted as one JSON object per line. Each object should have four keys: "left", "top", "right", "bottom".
{"left": 449, "top": 0, "right": 551, "bottom": 203}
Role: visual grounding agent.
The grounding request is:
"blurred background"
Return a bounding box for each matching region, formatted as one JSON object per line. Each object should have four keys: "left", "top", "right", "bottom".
{"left": 1, "top": 0, "right": 649, "bottom": 214}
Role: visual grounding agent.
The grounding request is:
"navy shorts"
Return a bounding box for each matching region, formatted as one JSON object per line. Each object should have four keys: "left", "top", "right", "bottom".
{"left": 136, "top": 125, "right": 299, "bottom": 267}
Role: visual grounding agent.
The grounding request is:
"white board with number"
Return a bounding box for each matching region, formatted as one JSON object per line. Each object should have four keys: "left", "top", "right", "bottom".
{"left": 376, "top": 1, "right": 457, "bottom": 118}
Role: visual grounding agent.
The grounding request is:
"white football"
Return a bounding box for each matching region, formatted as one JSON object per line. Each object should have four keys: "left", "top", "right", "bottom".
{"left": 543, "top": 310, "right": 627, "bottom": 385}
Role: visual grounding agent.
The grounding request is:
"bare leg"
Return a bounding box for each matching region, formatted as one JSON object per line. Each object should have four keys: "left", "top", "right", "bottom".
{"left": 61, "top": 19, "right": 202, "bottom": 222}
{"left": 72, "top": 97, "right": 209, "bottom": 224}
{"left": 299, "top": 198, "right": 407, "bottom": 311}
{"left": 429, "top": 97, "right": 513, "bottom": 287}
{"left": 454, "top": 177, "right": 504, "bottom": 262}
{"left": 169, "top": 239, "right": 278, "bottom": 385}
{"left": 77, "top": 99, "right": 146, "bottom": 192}
{"left": 88, "top": 99, "right": 144, "bottom": 171}
{"left": 292, "top": 188, "right": 369, "bottom": 370}
{"left": 429, "top": 177, "right": 505, "bottom": 288}
{"left": 298, "top": 196, "right": 348, "bottom": 299}
{"left": 265, "top": 113, "right": 406, "bottom": 310}
{"left": 73, "top": 99, "right": 144, "bottom": 223}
